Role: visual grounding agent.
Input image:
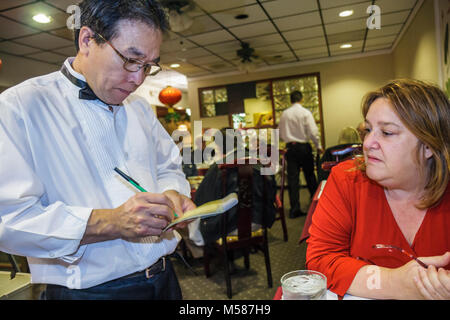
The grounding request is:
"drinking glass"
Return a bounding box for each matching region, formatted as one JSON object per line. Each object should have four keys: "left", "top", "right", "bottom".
{"left": 281, "top": 270, "right": 327, "bottom": 300}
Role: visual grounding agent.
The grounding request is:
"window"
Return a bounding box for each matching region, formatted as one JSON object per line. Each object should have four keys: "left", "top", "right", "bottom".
{"left": 198, "top": 73, "right": 324, "bottom": 147}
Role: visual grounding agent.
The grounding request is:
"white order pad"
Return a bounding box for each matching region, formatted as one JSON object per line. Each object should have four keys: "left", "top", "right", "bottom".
{"left": 163, "top": 193, "right": 238, "bottom": 231}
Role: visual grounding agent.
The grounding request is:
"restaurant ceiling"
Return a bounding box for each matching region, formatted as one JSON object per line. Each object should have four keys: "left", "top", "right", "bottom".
{"left": 0, "top": 0, "right": 422, "bottom": 79}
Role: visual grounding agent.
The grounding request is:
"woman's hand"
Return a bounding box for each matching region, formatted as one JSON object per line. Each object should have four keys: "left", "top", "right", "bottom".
{"left": 414, "top": 252, "right": 450, "bottom": 300}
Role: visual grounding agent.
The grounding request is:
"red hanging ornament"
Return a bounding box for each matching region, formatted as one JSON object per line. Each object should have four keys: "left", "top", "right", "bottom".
{"left": 158, "top": 86, "right": 182, "bottom": 107}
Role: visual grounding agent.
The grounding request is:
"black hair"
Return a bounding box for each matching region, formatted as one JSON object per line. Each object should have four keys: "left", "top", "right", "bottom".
{"left": 74, "top": 0, "right": 169, "bottom": 51}
{"left": 290, "top": 90, "right": 303, "bottom": 104}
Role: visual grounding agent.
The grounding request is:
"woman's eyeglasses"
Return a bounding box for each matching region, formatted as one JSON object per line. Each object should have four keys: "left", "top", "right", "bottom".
{"left": 96, "top": 33, "right": 162, "bottom": 76}
{"left": 356, "top": 244, "right": 428, "bottom": 268}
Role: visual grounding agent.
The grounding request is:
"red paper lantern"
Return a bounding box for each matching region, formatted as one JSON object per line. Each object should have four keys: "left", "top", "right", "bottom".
{"left": 158, "top": 86, "right": 182, "bottom": 106}
{"left": 0, "top": 59, "right": 2, "bottom": 71}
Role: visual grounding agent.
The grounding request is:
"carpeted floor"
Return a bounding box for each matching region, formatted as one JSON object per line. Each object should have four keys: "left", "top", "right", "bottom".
{"left": 172, "top": 189, "right": 311, "bottom": 300}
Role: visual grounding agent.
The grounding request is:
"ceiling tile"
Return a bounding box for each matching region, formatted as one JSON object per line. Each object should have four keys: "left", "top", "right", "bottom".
{"left": 160, "top": 37, "right": 198, "bottom": 54}
{"left": 0, "top": 0, "right": 35, "bottom": 11}
{"left": 175, "top": 46, "right": 211, "bottom": 59}
{"left": 295, "top": 46, "right": 328, "bottom": 56}
{"left": 329, "top": 40, "right": 364, "bottom": 54}
{"left": 204, "top": 40, "right": 242, "bottom": 55}
{"left": 325, "top": 18, "right": 367, "bottom": 35}
{"left": 380, "top": 11, "right": 410, "bottom": 26}
{"left": 0, "top": 40, "right": 40, "bottom": 55}
{"left": 2, "top": 2, "right": 69, "bottom": 31}
{"left": 216, "top": 50, "right": 241, "bottom": 60}
{"left": 319, "top": 0, "right": 367, "bottom": 10}
{"left": 254, "top": 42, "right": 291, "bottom": 56}
{"left": 365, "top": 34, "right": 397, "bottom": 47}
{"left": 242, "top": 33, "right": 284, "bottom": 47}
{"left": 327, "top": 29, "right": 366, "bottom": 45}
{"left": 375, "top": 0, "right": 416, "bottom": 13}
{"left": 186, "top": 29, "right": 234, "bottom": 45}
{"left": 364, "top": 43, "right": 392, "bottom": 51}
{"left": 273, "top": 11, "right": 322, "bottom": 31}
{"left": 262, "top": 0, "right": 318, "bottom": 18}
{"left": 367, "top": 24, "right": 403, "bottom": 39}
{"left": 290, "top": 37, "right": 327, "bottom": 50}
{"left": 204, "top": 61, "right": 235, "bottom": 71}
{"left": 264, "top": 51, "right": 297, "bottom": 64}
{"left": 25, "top": 51, "right": 66, "bottom": 64}
{"left": 176, "top": 15, "right": 222, "bottom": 36}
{"left": 229, "top": 21, "right": 277, "bottom": 38}
{"left": 321, "top": 1, "right": 372, "bottom": 24}
{"left": 193, "top": 0, "right": 260, "bottom": 13}
{"left": 193, "top": 54, "right": 225, "bottom": 65}
{"left": 44, "top": 0, "right": 80, "bottom": 11}
{"left": 0, "top": 16, "right": 40, "bottom": 39}
{"left": 15, "top": 32, "right": 73, "bottom": 49}
{"left": 211, "top": 4, "right": 266, "bottom": 28}
{"left": 283, "top": 26, "right": 324, "bottom": 41}
{"left": 300, "top": 52, "right": 329, "bottom": 60}
{"left": 50, "top": 27, "right": 74, "bottom": 41}
{"left": 52, "top": 45, "right": 77, "bottom": 57}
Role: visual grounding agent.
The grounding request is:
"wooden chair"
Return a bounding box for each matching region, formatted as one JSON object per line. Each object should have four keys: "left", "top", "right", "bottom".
{"left": 274, "top": 149, "right": 288, "bottom": 241}
{"left": 202, "top": 159, "right": 273, "bottom": 299}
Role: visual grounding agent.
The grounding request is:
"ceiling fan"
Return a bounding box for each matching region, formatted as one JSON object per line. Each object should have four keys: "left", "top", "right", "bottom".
{"left": 236, "top": 42, "right": 259, "bottom": 63}
{"left": 160, "top": 0, "right": 195, "bottom": 32}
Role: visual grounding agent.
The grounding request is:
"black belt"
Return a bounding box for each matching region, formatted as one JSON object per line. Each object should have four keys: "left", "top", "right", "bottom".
{"left": 122, "top": 257, "right": 167, "bottom": 280}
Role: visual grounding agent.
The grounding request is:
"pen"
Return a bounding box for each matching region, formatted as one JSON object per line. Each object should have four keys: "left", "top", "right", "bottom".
{"left": 114, "top": 167, "right": 178, "bottom": 218}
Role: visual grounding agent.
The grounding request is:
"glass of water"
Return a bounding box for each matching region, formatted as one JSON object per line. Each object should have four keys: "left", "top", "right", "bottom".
{"left": 281, "top": 270, "right": 327, "bottom": 300}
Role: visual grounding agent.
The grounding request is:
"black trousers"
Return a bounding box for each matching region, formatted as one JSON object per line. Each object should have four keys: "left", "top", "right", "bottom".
{"left": 285, "top": 142, "right": 318, "bottom": 214}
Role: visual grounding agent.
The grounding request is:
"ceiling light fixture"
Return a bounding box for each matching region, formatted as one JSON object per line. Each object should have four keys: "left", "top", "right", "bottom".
{"left": 170, "top": 63, "right": 180, "bottom": 68}
{"left": 339, "top": 10, "right": 354, "bottom": 17}
{"left": 340, "top": 43, "right": 353, "bottom": 49}
{"left": 32, "top": 13, "right": 52, "bottom": 24}
{"left": 235, "top": 14, "right": 249, "bottom": 20}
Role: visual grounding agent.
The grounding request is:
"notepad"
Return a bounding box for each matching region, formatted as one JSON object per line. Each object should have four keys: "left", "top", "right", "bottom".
{"left": 163, "top": 193, "right": 238, "bottom": 232}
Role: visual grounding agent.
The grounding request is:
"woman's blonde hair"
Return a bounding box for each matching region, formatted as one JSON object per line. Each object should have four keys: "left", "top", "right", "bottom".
{"left": 361, "top": 79, "right": 450, "bottom": 209}
{"left": 338, "top": 126, "right": 361, "bottom": 144}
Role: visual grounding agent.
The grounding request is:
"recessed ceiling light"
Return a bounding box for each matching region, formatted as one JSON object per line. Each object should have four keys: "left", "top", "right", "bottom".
{"left": 170, "top": 63, "right": 180, "bottom": 68}
{"left": 340, "top": 43, "right": 353, "bottom": 49}
{"left": 235, "top": 14, "right": 249, "bottom": 20}
{"left": 32, "top": 13, "right": 52, "bottom": 24}
{"left": 339, "top": 10, "right": 354, "bottom": 17}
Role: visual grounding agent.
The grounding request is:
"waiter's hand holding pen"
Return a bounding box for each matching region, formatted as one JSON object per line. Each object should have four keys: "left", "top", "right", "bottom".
{"left": 113, "top": 168, "right": 195, "bottom": 232}
{"left": 80, "top": 168, "right": 195, "bottom": 245}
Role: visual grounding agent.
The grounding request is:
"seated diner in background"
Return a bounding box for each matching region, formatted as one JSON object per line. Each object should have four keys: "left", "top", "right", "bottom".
{"left": 306, "top": 79, "right": 450, "bottom": 300}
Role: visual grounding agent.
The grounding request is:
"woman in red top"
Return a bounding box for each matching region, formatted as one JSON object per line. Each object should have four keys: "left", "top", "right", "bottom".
{"left": 306, "top": 79, "right": 450, "bottom": 299}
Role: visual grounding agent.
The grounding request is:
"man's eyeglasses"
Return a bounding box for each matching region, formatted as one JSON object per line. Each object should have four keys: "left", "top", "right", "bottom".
{"left": 96, "top": 33, "right": 162, "bottom": 76}
{"left": 356, "top": 244, "right": 428, "bottom": 268}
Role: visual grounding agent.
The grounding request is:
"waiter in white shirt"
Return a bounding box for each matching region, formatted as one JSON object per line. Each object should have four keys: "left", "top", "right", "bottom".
{"left": 0, "top": 0, "right": 195, "bottom": 300}
{"left": 278, "top": 91, "right": 323, "bottom": 218}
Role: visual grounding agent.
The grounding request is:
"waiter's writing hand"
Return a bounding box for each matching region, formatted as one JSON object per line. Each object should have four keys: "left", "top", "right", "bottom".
{"left": 112, "top": 192, "right": 176, "bottom": 238}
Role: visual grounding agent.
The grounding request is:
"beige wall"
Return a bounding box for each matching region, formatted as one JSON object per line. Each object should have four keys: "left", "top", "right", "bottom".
{"left": 188, "top": 53, "right": 394, "bottom": 148}
{"left": 393, "top": 0, "right": 440, "bottom": 84}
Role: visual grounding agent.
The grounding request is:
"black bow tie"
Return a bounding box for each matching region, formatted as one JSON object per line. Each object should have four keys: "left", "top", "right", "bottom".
{"left": 60, "top": 64, "right": 99, "bottom": 101}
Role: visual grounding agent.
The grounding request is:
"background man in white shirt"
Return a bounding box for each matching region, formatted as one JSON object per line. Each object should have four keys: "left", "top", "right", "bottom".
{"left": 278, "top": 91, "right": 323, "bottom": 218}
{"left": 0, "top": 0, "right": 195, "bottom": 299}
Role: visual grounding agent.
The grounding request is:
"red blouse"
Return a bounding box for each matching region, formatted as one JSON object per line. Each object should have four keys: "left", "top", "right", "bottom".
{"left": 306, "top": 160, "right": 450, "bottom": 297}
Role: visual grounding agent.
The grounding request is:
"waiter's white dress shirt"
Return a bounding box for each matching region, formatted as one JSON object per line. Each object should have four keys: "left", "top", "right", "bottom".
{"left": 278, "top": 103, "right": 322, "bottom": 150}
{"left": 0, "top": 58, "right": 190, "bottom": 289}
